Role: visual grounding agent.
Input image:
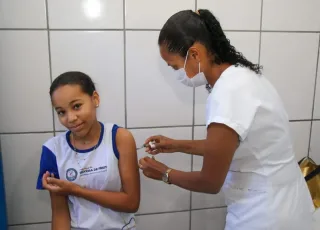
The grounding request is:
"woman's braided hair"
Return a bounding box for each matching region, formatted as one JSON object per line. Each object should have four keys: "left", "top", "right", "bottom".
{"left": 158, "top": 9, "right": 262, "bottom": 75}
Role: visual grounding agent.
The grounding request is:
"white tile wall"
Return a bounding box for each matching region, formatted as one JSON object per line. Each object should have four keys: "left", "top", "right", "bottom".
{"left": 47, "top": 0, "right": 123, "bottom": 29}
{"left": 0, "top": 0, "right": 319, "bottom": 229}
{"left": 136, "top": 212, "right": 190, "bottom": 230}
{"left": 126, "top": 31, "right": 193, "bottom": 127}
{"left": 8, "top": 223, "right": 51, "bottom": 230}
{"left": 310, "top": 121, "right": 320, "bottom": 164}
{"left": 289, "top": 122, "right": 312, "bottom": 161}
{"left": 0, "top": 0, "right": 47, "bottom": 28}
{"left": 191, "top": 208, "right": 227, "bottom": 230}
{"left": 260, "top": 32, "right": 319, "bottom": 120}
{"left": 0, "top": 31, "right": 53, "bottom": 133}
{"left": 130, "top": 127, "right": 192, "bottom": 214}
{"left": 50, "top": 31, "right": 125, "bottom": 130}
{"left": 197, "top": 0, "right": 261, "bottom": 30}
{"left": 262, "top": 0, "right": 320, "bottom": 31}
{"left": 125, "top": 0, "right": 195, "bottom": 29}
{"left": 1, "top": 134, "right": 52, "bottom": 225}
{"left": 313, "top": 43, "right": 320, "bottom": 119}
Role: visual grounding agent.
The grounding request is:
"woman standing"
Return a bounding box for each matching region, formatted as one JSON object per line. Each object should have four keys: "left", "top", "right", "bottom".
{"left": 139, "top": 9, "right": 315, "bottom": 229}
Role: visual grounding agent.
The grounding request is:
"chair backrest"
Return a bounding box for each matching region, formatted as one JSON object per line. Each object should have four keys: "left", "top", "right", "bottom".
{"left": 0, "top": 142, "right": 8, "bottom": 230}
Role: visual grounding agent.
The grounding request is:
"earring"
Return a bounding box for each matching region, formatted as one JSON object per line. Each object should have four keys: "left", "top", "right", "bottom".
{"left": 96, "top": 104, "right": 99, "bottom": 107}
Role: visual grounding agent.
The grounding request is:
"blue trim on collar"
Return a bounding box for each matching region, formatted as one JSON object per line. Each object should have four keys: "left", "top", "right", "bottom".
{"left": 66, "top": 122, "right": 104, "bottom": 153}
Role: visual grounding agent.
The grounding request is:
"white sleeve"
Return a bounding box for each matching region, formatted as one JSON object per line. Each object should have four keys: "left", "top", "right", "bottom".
{"left": 206, "top": 85, "right": 260, "bottom": 141}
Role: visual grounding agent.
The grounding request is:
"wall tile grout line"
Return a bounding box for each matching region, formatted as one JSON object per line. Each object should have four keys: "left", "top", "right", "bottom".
{"left": 7, "top": 206, "right": 227, "bottom": 227}
{"left": 0, "top": 131, "right": 55, "bottom": 135}
{"left": 289, "top": 119, "right": 318, "bottom": 122}
{"left": 136, "top": 210, "right": 190, "bottom": 217}
{"left": 0, "top": 28, "right": 47, "bottom": 31}
{"left": 1, "top": 28, "right": 320, "bottom": 33}
{"left": 307, "top": 33, "right": 320, "bottom": 157}
{"left": 2, "top": 119, "right": 320, "bottom": 135}
{"left": 189, "top": 1, "right": 198, "bottom": 228}
{"left": 8, "top": 221, "right": 52, "bottom": 227}
{"left": 136, "top": 206, "right": 227, "bottom": 217}
{"left": 258, "top": 0, "right": 264, "bottom": 65}
{"left": 190, "top": 87, "right": 195, "bottom": 230}
{"left": 45, "top": 0, "right": 56, "bottom": 136}
{"left": 123, "top": 0, "right": 128, "bottom": 128}
{"left": 127, "top": 125, "right": 194, "bottom": 129}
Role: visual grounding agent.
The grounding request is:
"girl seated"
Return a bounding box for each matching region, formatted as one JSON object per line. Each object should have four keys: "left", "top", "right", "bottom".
{"left": 36, "top": 71, "right": 140, "bottom": 230}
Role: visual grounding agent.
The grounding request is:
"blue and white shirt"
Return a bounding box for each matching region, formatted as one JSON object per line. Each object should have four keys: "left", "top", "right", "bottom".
{"left": 36, "top": 122, "right": 136, "bottom": 230}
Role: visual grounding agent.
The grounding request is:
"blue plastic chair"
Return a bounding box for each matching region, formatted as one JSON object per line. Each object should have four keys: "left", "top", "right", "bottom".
{"left": 0, "top": 150, "right": 8, "bottom": 230}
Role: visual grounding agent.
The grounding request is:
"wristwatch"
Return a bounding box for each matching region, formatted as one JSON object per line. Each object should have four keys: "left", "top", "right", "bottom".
{"left": 162, "top": 168, "right": 172, "bottom": 184}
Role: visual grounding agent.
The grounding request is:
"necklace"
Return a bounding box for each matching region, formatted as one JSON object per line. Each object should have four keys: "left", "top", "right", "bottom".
{"left": 72, "top": 141, "right": 99, "bottom": 169}
{"left": 71, "top": 125, "right": 101, "bottom": 187}
{"left": 71, "top": 139, "right": 98, "bottom": 188}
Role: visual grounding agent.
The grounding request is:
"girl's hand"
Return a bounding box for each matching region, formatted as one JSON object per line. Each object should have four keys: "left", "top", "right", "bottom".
{"left": 42, "top": 171, "right": 80, "bottom": 195}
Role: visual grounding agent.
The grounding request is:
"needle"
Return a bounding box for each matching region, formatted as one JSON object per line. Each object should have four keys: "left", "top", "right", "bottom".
{"left": 136, "top": 141, "right": 156, "bottom": 160}
{"left": 136, "top": 141, "right": 156, "bottom": 150}
{"left": 136, "top": 143, "right": 148, "bottom": 150}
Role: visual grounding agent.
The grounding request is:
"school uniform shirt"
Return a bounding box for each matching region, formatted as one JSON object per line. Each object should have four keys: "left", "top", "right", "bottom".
{"left": 206, "top": 65, "right": 315, "bottom": 230}
{"left": 36, "top": 122, "right": 136, "bottom": 230}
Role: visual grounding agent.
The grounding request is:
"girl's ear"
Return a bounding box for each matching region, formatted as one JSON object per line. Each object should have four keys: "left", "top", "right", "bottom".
{"left": 92, "top": 91, "right": 100, "bottom": 107}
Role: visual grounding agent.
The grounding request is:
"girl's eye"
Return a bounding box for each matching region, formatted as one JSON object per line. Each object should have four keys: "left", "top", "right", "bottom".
{"left": 74, "top": 104, "right": 82, "bottom": 110}
{"left": 57, "top": 111, "right": 65, "bottom": 116}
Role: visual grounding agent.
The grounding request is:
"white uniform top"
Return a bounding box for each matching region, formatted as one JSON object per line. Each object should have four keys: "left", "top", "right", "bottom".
{"left": 36, "top": 122, "right": 136, "bottom": 230}
{"left": 206, "top": 65, "right": 315, "bottom": 230}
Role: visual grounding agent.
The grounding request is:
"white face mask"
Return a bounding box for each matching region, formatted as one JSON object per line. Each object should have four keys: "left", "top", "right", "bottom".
{"left": 176, "top": 50, "right": 208, "bottom": 87}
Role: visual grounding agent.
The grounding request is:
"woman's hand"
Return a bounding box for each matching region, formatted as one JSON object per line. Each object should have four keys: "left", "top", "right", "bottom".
{"left": 138, "top": 156, "right": 169, "bottom": 180}
{"left": 144, "top": 135, "right": 177, "bottom": 155}
{"left": 42, "top": 171, "right": 80, "bottom": 196}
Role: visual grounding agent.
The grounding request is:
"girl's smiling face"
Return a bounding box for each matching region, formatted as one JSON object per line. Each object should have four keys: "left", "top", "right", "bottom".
{"left": 51, "top": 84, "right": 99, "bottom": 138}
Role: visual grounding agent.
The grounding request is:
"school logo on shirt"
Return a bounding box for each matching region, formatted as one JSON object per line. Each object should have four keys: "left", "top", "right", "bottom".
{"left": 66, "top": 168, "right": 78, "bottom": 181}
{"left": 79, "top": 165, "right": 108, "bottom": 176}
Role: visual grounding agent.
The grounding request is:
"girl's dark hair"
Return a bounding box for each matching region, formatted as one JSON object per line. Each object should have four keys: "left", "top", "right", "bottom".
{"left": 49, "top": 71, "right": 96, "bottom": 97}
{"left": 158, "top": 9, "right": 262, "bottom": 74}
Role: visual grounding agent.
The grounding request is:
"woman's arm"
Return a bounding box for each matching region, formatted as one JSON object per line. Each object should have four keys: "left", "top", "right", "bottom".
{"left": 144, "top": 135, "right": 210, "bottom": 157}
{"left": 170, "top": 123, "right": 239, "bottom": 193}
{"left": 50, "top": 193, "right": 71, "bottom": 230}
{"left": 141, "top": 79, "right": 258, "bottom": 194}
{"left": 174, "top": 139, "right": 207, "bottom": 156}
{"left": 140, "top": 122, "right": 239, "bottom": 194}
{"left": 71, "top": 128, "right": 141, "bottom": 212}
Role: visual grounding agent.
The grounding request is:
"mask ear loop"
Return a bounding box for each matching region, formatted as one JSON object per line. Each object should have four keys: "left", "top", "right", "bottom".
{"left": 186, "top": 48, "right": 201, "bottom": 74}
{"left": 183, "top": 50, "right": 189, "bottom": 69}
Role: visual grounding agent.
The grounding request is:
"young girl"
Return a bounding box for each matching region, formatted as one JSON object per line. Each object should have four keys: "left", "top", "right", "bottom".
{"left": 36, "top": 71, "right": 140, "bottom": 230}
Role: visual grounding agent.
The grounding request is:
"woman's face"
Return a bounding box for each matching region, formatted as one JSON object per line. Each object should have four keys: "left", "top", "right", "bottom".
{"left": 159, "top": 43, "right": 209, "bottom": 78}
{"left": 51, "top": 84, "right": 99, "bottom": 138}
